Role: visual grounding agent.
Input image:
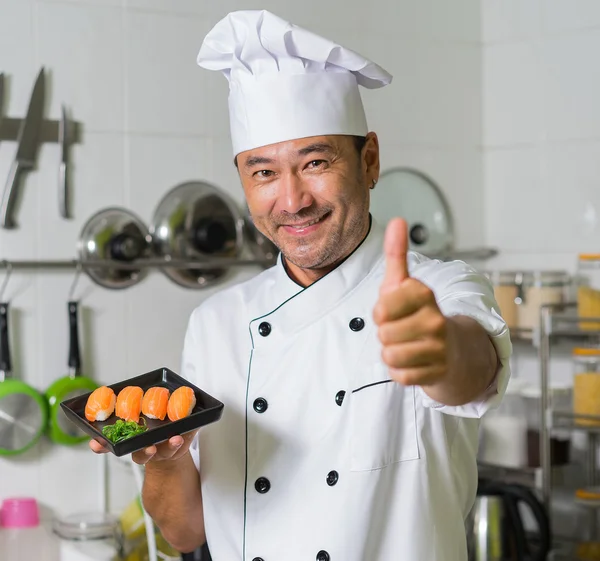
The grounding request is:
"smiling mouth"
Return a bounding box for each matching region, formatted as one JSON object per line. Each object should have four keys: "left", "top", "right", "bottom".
{"left": 282, "top": 212, "right": 330, "bottom": 230}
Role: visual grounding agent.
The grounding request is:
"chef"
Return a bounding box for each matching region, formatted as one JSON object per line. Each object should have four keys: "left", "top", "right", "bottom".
{"left": 91, "top": 10, "right": 512, "bottom": 561}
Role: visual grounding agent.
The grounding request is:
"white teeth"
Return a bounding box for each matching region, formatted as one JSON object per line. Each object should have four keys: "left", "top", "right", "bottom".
{"left": 294, "top": 217, "right": 321, "bottom": 229}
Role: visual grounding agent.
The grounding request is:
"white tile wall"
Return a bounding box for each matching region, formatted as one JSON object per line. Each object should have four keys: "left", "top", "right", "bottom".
{"left": 0, "top": 0, "right": 484, "bottom": 528}
{"left": 482, "top": 1, "right": 600, "bottom": 397}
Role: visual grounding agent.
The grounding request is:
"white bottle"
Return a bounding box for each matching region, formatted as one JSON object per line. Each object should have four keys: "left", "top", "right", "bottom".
{"left": 0, "top": 497, "right": 59, "bottom": 561}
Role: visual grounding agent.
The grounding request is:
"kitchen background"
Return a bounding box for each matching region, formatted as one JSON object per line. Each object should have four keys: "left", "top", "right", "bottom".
{"left": 0, "top": 0, "right": 599, "bottom": 558}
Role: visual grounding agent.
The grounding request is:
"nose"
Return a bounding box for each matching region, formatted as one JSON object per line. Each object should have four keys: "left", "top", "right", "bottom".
{"left": 277, "top": 173, "right": 314, "bottom": 215}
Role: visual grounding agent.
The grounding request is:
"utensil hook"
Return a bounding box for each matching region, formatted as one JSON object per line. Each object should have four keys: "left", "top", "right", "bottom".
{"left": 0, "top": 261, "right": 13, "bottom": 302}
{"left": 68, "top": 263, "right": 82, "bottom": 302}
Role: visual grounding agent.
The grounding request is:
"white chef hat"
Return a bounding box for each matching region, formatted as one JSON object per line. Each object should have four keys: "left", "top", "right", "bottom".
{"left": 197, "top": 10, "right": 392, "bottom": 157}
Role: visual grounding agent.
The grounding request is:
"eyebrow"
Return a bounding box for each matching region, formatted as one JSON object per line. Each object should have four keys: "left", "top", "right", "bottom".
{"left": 241, "top": 142, "right": 336, "bottom": 170}
{"left": 297, "top": 143, "right": 335, "bottom": 157}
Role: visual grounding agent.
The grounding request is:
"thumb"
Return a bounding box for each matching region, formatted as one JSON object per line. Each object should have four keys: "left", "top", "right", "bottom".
{"left": 381, "top": 218, "right": 410, "bottom": 293}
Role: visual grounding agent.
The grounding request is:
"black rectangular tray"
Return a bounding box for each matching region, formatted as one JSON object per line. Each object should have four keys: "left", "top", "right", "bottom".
{"left": 60, "top": 367, "right": 224, "bottom": 456}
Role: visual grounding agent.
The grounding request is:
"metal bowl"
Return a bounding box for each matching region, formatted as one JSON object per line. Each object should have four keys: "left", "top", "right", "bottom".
{"left": 78, "top": 208, "right": 151, "bottom": 290}
{"left": 149, "top": 181, "right": 245, "bottom": 289}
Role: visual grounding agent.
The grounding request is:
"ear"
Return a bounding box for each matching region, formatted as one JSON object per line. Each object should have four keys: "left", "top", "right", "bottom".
{"left": 363, "top": 132, "right": 380, "bottom": 186}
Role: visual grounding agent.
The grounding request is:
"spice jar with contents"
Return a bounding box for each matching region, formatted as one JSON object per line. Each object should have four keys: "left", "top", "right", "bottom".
{"left": 521, "top": 383, "right": 571, "bottom": 467}
{"left": 573, "top": 348, "right": 600, "bottom": 426}
{"left": 516, "top": 271, "right": 569, "bottom": 331}
{"left": 478, "top": 377, "right": 529, "bottom": 468}
{"left": 578, "top": 255, "right": 600, "bottom": 331}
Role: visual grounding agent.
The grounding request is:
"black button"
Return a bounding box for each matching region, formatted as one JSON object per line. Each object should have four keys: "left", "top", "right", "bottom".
{"left": 252, "top": 558, "right": 264, "bottom": 561}
{"left": 349, "top": 317, "right": 365, "bottom": 331}
{"left": 335, "top": 391, "right": 346, "bottom": 406}
{"left": 253, "top": 398, "right": 268, "bottom": 413}
{"left": 258, "top": 322, "right": 271, "bottom": 336}
{"left": 255, "top": 477, "right": 271, "bottom": 494}
{"left": 317, "top": 551, "right": 330, "bottom": 561}
{"left": 326, "top": 471, "right": 339, "bottom": 486}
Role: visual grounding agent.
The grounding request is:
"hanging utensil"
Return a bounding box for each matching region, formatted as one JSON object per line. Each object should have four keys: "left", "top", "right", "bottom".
{"left": 78, "top": 207, "right": 151, "bottom": 289}
{"left": 0, "top": 73, "right": 6, "bottom": 135}
{"left": 45, "top": 268, "right": 98, "bottom": 445}
{"left": 58, "top": 105, "right": 70, "bottom": 220}
{"left": 0, "top": 266, "right": 48, "bottom": 455}
{"left": 150, "top": 181, "right": 244, "bottom": 289}
{"left": 0, "top": 67, "right": 46, "bottom": 229}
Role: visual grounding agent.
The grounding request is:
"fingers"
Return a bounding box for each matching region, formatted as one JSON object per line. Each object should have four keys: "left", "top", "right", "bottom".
{"left": 389, "top": 364, "right": 447, "bottom": 386}
{"left": 380, "top": 218, "right": 410, "bottom": 294}
{"left": 89, "top": 439, "right": 109, "bottom": 454}
{"left": 93, "top": 430, "right": 199, "bottom": 465}
{"left": 381, "top": 340, "right": 447, "bottom": 371}
{"left": 377, "top": 306, "right": 447, "bottom": 345}
{"left": 373, "top": 279, "right": 436, "bottom": 325}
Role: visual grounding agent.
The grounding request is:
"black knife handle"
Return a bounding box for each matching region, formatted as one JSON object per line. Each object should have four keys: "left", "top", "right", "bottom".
{"left": 68, "top": 301, "right": 81, "bottom": 372}
{"left": 0, "top": 302, "right": 11, "bottom": 373}
{"left": 0, "top": 160, "right": 24, "bottom": 229}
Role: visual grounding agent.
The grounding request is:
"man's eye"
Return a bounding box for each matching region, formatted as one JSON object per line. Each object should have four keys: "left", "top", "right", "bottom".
{"left": 254, "top": 170, "right": 274, "bottom": 178}
{"left": 307, "top": 160, "right": 326, "bottom": 169}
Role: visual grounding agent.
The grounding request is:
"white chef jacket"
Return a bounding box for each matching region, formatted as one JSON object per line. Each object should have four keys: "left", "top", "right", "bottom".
{"left": 183, "top": 217, "right": 512, "bottom": 561}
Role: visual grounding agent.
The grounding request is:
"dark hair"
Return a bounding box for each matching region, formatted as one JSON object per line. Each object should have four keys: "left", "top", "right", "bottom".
{"left": 233, "top": 135, "right": 368, "bottom": 168}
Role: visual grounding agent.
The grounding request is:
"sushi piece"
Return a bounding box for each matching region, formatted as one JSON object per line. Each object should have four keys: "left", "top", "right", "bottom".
{"left": 115, "top": 386, "right": 144, "bottom": 423}
{"left": 141, "top": 387, "right": 170, "bottom": 421}
{"left": 167, "top": 386, "right": 196, "bottom": 422}
{"left": 85, "top": 386, "right": 116, "bottom": 422}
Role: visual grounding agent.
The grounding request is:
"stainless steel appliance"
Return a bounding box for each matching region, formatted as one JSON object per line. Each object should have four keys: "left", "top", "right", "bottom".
{"left": 466, "top": 479, "right": 551, "bottom": 561}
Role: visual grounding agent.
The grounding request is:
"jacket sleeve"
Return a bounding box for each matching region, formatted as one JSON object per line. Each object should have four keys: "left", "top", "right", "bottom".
{"left": 409, "top": 253, "right": 512, "bottom": 419}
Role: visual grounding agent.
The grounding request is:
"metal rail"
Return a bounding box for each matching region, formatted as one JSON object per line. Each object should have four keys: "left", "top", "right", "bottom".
{"left": 0, "top": 257, "right": 273, "bottom": 271}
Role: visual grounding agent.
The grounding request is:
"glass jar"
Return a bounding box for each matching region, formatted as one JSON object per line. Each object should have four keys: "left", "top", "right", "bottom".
{"left": 573, "top": 348, "right": 600, "bottom": 426}
{"left": 489, "top": 271, "right": 519, "bottom": 330}
{"left": 479, "top": 377, "right": 528, "bottom": 468}
{"left": 516, "top": 271, "right": 570, "bottom": 330}
{"left": 53, "top": 512, "right": 124, "bottom": 561}
{"left": 577, "top": 255, "right": 600, "bottom": 331}
{"left": 521, "top": 383, "right": 572, "bottom": 467}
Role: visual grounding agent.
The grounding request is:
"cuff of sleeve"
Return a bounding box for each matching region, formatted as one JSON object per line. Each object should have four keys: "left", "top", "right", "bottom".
{"left": 419, "top": 299, "right": 513, "bottom": 418}
{"left": 189, "top": 433, "right": 201, "bottom": 472}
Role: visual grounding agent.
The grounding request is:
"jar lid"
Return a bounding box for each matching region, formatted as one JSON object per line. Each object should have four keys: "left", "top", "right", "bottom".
{"left": 573, "top": 348, "right": 600, "bottom": 357}
{"left": 520, "top": 270, "right": 570, "bottom": 287}
{"left": 577, "top": 487, "right": 600, "bottom": 501}
{"left": 520, "top": 382, "right": 572, "bottom": 399}
{"left": 579, "top": 254, "right": 600, "bottom": 261}
{"left": 53, "top": 512, "right": 120, "bottom": 541}
{"left": 488, "top": 270, "right": 519, "bottom": 285}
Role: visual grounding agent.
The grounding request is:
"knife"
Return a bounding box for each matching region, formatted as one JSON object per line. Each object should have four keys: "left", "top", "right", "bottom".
{"left": 0, "top": 67, "right": 45, "bottom": 229}
{"left": 58, "top": 104, "right": 70, "bottom": 219}
{"left": 0, "top": 74, "right": 5, "bottom": 134}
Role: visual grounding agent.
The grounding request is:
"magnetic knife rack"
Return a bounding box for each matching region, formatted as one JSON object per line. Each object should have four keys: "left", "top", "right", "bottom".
{"left": 0, "top": 117, "right": 81, "bottom": 145}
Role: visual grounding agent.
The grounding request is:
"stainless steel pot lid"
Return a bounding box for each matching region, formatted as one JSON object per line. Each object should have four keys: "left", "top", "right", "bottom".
{"left": 150, "top": 181, "right": 244, "bottom": 289}
{"left": 370, "top": 168, "right": 454, "bottom": 255}
{"left": 0, "top": 393, "right": 45, "bottom": 451}
{"left": 78, "top": 208, "right": 151, "bottom": 290}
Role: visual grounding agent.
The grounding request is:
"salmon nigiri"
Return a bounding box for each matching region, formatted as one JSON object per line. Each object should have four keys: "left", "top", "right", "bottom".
{"left": 85, "top": 386, "right": 116, "bottom": 422}
{"left": 167, "top": 386, "right": 196, "bottom": 422}
{"left": 141, "top": 387, "right": 170, "bottom": 421}
{"left": 115, "top": 386, "right": 144, "bottom": 423}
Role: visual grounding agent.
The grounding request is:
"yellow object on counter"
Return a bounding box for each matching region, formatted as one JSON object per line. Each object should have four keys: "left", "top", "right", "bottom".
{"left": 578, "top": 286, "right": 600, "bottom": 331}
{"left": 573, "top": 348, "right": 600, "bottom": 426}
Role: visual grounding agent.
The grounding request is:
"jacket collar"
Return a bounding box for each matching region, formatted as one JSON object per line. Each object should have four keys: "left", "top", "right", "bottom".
{"left": 249, "top": 216, "right": 385, "bottom": 345}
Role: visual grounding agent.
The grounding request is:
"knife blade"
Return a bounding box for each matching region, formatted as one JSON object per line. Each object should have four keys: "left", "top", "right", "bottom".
{"left": 58, "top": 105, "right": 70, "bottom": 219}
{"left": 0, "top": 74, "right": 5, "bottom": 133}
{"left": 0, "top": 67, "right": 45, "bottom": 229}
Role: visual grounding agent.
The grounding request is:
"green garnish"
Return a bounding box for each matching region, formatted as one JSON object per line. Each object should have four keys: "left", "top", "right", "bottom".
{"left": 102, "top": 418, "right": 147, "bottom": 443}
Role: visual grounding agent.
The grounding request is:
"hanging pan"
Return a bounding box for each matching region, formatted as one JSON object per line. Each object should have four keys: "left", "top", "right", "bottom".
{"left": 0, "top": 267, "right": 49, "bottom": 456}
{"left": 46, "top": 269, "right": 98, "bottom": 445}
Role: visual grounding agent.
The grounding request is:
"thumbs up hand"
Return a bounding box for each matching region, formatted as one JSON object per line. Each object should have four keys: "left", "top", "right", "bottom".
{"left": 373, "top": 218, "right": 449, "bottom": 387}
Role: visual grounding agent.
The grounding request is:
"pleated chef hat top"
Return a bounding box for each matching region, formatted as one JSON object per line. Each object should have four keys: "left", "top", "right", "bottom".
{"left": 197, "top": 10, "right": 393, "bottom": 156}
